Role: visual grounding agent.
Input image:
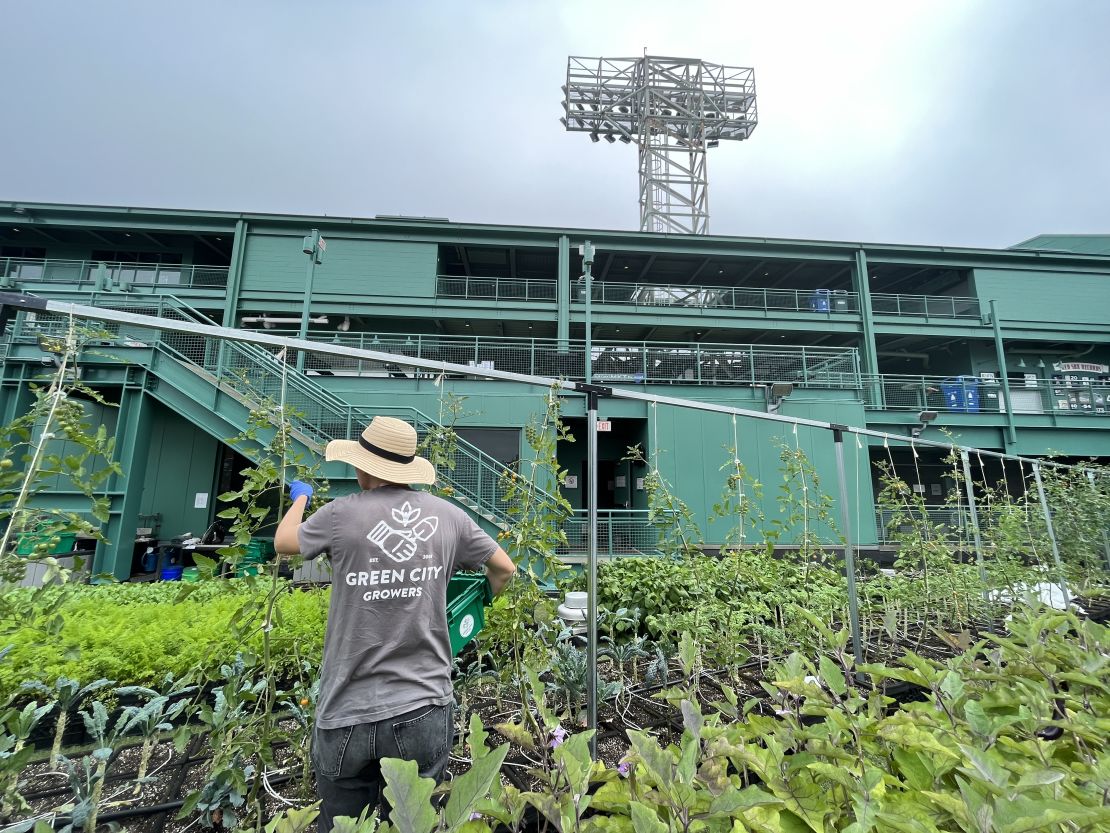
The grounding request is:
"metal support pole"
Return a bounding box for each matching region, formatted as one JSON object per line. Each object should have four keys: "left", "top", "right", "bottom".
{"left": 297, "top": 229, "right": 323, "bottom": 371}
{"left": 989, "top": 300, "right": 1017, "bottom": 446}
{"left": 585, "top": 389, "right": 599, "bottom": 757}
{"left": 582, "top": 241, "right": 595, "bottom": 385}
{"left": 960, "top": 450, "right": 989, "bottom": 596}
{"left": 1032, "top": 463, "right": 1071, "bottom": 609}
{"left": 832, "top": 426, "right": 864, "bottom": 670}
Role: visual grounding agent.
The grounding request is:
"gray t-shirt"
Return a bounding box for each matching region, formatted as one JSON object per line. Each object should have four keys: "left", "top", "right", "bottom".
{"left": 298, "top": 486, "right": 498, "bottom": 728}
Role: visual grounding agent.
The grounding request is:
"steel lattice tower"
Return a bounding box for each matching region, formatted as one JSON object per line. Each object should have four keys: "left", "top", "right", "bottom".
{"left": 562, "top": 55, "right": 757, "bottom": 235}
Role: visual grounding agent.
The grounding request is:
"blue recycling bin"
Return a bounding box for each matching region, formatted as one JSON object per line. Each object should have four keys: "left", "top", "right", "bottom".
{"left": 809, "top": 289, "right": 831, "bottom": 312}
{"left": 941, "top": 376, "right": 980, "bottom": 413}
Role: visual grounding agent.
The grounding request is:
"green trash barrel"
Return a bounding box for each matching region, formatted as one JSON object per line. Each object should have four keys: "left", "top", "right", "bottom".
{"left": 446, "top": 573, "right": 493, "bottom": 656}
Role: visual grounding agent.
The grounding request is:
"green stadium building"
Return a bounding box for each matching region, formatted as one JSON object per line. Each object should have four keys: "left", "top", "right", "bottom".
{"left": 2, "top": 201, "right": 1109, "bottom": 580}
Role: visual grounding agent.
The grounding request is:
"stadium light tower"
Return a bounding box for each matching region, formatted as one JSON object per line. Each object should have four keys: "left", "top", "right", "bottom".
{"left": 562, "top": 55, "right": 758, "bottom": 235}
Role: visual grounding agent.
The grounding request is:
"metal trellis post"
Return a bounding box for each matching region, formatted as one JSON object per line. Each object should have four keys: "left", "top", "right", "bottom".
{"left": 1032, "top": 463, "right": 1071, "bottom": 609}
{"left": 960, "top": 450, "right": 989, "bottom": 597}
{"left": 576, "top": 380, "right": 611, "bottom": 759}
{"left": 832, "top": 425, "right": 864, "bottom": 670}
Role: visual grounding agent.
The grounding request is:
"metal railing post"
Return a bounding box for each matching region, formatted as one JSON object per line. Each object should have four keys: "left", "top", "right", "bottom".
{"left": 586, "top": 389, "right": 600, "bottom": 758}
{"left": 832, "top": 426, "right": 864, "bottom": 671}
{"left": 1032, "top": 463, "right": 1071, "bottom": 608}
{"left": 960, "top": 451, "right": 989, "bottom": 597}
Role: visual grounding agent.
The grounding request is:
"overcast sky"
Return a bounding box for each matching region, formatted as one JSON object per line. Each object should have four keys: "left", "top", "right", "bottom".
{"left": 3, "top": 1, "right": 1108, "bottom": 248}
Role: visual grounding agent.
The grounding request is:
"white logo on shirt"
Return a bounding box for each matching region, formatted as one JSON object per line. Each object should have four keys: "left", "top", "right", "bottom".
{"left": 367, "top": 501, "right": 440, "bottom": 563}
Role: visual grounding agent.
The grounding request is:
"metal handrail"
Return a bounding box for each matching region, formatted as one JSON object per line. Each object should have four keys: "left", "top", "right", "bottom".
{"left": 272, "top": 329, "right": 863, "bottom": 388}
{"left": 156, "top": 299, "right": 534, "bottom": 526}
{"left": 870, "top": 292, "right": 981, "bottom": 319}
{"left": 874, "top": 505, "right": 970, "bottom": 545}
{"left": 574, "top": 280, "right": 861, "bottom": 314}
{"left": 0, "top": 257, "right": 229, "bottom": 288}
{"left": 558, "top": 509, "right": 663, "bottom": 555}
{"left": 9, "top": 295, "right": 533, "bottom": 527}
{"left": 435, "top": 275, "right": 557, "bottom": 302}
{"left": 860, "top": 373, "right": 1110, "bottom": 415}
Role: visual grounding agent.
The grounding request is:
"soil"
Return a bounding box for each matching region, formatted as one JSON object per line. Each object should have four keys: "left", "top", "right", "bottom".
{"left": 4, "top": 617, "right": 1028, "bottom": 831}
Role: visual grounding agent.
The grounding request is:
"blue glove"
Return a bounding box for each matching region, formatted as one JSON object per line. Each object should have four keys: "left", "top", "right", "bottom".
{"left": 289, "top": 480, "right": 314, "bottom": 503}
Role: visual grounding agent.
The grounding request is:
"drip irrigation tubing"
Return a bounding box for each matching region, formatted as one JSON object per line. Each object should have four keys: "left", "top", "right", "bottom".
{"left": 37, "top": 772, "right": 300, "bottom": 830}
{"left": 18, "top": 735, "right": 299, "bottom": 805}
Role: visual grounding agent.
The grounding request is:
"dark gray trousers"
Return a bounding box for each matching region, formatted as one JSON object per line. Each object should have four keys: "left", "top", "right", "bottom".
{"left": 312, "top": 701, "right": 453, "bottom": 833}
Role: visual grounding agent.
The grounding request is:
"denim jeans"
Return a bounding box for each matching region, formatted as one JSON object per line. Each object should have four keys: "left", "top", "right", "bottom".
{"left": 312, "top": 701, "right": 454, "bottom": 833}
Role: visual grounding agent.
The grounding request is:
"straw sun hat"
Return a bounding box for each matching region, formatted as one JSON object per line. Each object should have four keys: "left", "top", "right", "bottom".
{"left": 325, "top": 416, "right": 436, "bottom": 485}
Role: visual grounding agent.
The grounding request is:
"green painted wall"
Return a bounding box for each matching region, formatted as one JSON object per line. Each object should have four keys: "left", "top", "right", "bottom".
{"left": 138, "top": 402, "right": 219, "bottom": 539}
{"left": 28, "top": 397, "right": 120, "bottom": 522}
{"left": 976, "top": 268, "right": 1110, "bottom": 325}
{"left": 652, "top": 393, "right": 878, "bottom": 547}
{"left": 310, "top": 379, "right": 878, "bottom": 544}
{"left": 240, "top": 234, "right": 437, "bottom": 298}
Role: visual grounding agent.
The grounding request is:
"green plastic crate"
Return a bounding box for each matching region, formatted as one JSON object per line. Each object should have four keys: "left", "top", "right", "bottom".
{"left": 234, "top": 537, "right": 275, "bottom": 577}
{"left": 446, "top": 573, "right": 493, "bottom": 656}
{"left": 245, "top": 538, "right": 275, "bottom": 560}
{"left": 15, "top": 531, "right": 77, "bottom": 556}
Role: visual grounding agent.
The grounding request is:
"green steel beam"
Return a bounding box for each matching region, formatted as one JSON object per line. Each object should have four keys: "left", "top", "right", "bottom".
{"left": 989, "top": 300, "right": 1018, "bottom": 447}
{"left": 7, "top": 202, "right": 1110, "bottom": 273}
{"left": 97, "top": 381, "right": 154, "bottom": 581}
{"left": 852, "top": 250, "right": 882, "bottom": 412}
{"left": 557, "top": 235, "right": 570, "bottom": 350}
{"left": 222, "top": 219, "right": 248, "bottom": 326}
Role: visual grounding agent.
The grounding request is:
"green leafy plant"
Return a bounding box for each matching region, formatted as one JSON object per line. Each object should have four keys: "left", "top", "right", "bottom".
{"left": 0, "top": 318, "right": 123, "bottom": 640}
{"left": 623, "top": 442, "right": 703, "bottom": 558}
{"left": 21, "top": 676, "right": 113, "bottom": 768}
{"left": 0, "top": 687, "right": 53, "bottom": 822}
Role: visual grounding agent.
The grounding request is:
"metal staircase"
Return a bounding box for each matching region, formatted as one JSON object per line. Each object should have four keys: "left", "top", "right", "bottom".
{"left": 97, "top": 295, "right": 550, "bottom": 533}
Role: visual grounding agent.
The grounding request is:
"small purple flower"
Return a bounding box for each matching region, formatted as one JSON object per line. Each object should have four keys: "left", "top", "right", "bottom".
{"left": 469, "top": 812, "right": 483, "bottom": 821}
{"left": 549, "top": 726, "right": 569, "bottom": 749}
{"left": 617, "top": 761, "right": 631, "bottom": 777}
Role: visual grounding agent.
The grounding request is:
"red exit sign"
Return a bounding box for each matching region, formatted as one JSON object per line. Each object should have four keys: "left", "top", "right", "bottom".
{"left": 596, "top": 420, "right": 612, "bottom": 432}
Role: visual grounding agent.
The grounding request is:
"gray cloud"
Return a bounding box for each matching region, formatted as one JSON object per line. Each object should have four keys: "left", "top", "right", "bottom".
{"left": 2, "top": 0, "right": 1107, "bottom": 248}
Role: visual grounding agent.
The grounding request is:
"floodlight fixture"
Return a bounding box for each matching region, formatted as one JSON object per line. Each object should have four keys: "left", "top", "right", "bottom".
{"left": 911, "top": 410, "right": 939, "bottom": 438}
{"left": 766, "top": 382, "right": 793, "bottom": 414}
{"left": 562, "top": 55, "right": 758, "bottom": 235}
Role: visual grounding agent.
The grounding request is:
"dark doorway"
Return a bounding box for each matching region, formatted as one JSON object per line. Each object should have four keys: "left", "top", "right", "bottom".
{"left": 582, "top": 459, "right": 621, "bottom": 510}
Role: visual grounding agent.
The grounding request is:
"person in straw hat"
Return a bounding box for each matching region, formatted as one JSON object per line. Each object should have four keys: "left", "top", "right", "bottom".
{"left": 275, "top": 415, "right": 516, "bottom": 831}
